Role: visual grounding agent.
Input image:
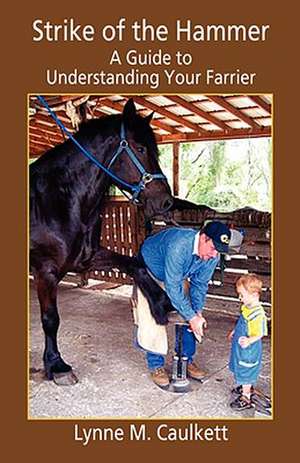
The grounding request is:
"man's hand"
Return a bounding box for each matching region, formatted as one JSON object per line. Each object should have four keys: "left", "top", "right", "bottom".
{"left": 238, "top": 336, "right": 250, "bottom": 348}
{"left": 190, "top": 314, "right": 207, "bottom": 337}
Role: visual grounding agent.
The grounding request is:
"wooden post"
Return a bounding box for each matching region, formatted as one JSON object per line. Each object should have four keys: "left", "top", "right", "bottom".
{"left": 173, "top": 142, "right": 180, "bottom": 196}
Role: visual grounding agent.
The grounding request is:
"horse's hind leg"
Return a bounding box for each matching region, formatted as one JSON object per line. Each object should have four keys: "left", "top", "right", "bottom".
{"left": 36, "top": 266, "right": 78, "bottom": 385}
{"left": 89, "top": 247, "right": 173, "bottom": 324}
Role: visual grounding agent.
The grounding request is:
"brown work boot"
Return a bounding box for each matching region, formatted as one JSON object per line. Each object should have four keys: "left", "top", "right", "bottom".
{"left": 150, "top": 367, "right": 170, "bottom": 389}
{"left": 187, "top": 362, "right": 207, "bottom": 381}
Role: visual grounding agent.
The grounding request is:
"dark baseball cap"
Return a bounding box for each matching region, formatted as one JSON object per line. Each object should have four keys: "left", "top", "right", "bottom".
{"left": 202, "top": 221, "right": 231, "bottom": 254}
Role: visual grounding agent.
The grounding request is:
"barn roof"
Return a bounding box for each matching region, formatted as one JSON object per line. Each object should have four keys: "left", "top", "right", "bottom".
{"left": 29, "top": 94, "right": 272, "bottom": 157}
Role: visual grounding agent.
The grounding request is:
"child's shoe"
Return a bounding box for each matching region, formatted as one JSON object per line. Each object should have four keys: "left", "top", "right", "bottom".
{"left": 230, "top": 395, "right": 253, "bottom": 411}
{"left": 231, "top": 385, "right": 254, "bottom": 396}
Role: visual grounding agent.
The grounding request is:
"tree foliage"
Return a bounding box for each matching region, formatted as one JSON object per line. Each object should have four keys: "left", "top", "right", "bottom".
{"left": 159, "top": 138, "right": 272, "bottom": 212}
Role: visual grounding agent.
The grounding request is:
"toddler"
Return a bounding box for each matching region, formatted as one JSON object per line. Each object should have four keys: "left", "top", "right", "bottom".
{"left": 229, "top": 274, "right": 268, "bottom": 410}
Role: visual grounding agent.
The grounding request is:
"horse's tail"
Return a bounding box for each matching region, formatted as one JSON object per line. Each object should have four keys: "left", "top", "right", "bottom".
{"left": 131, "top": 265, "right": 173, "bottom": 325}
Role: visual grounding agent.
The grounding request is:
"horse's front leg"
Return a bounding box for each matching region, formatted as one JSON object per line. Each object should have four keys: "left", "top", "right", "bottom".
{"left": 36, "top": 266, "right": 78, "bottom": 385}
{"left": 89, "top": 247, "right": 173, "bottom": 325}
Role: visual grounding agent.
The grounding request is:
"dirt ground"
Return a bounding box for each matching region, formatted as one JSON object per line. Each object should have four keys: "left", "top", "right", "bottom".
{"left": 29, "top": 281, "right": 272, "bottom": 419}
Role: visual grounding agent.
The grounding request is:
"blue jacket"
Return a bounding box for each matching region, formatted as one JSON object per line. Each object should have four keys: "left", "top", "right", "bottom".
{"left": 141, "top": 227, "right": 219, "bottom": 321}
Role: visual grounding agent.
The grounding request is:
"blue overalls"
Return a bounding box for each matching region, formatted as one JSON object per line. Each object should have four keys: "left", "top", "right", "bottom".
{"left": 229, "top": 307, "right": 266, "bottom": 385}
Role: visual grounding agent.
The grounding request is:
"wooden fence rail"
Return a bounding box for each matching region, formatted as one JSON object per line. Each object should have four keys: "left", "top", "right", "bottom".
{"left": 64, "top": 199, "right": 272, "bottom": 317}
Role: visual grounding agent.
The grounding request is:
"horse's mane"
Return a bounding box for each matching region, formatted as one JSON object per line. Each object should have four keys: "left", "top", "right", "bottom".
{"left": 75, "top": 112, "right": 158, "bottom": 156}
{"left": 30, "top": 113, "right": 121, "bottom": 173}
{"left": 30, "top": 110, "right": 159, "bottom": 177}
{"left": 75, "top": 113, "right": 121, "bottom": 142}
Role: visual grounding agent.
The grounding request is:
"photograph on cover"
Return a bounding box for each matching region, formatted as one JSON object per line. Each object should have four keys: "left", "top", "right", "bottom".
{"left": 28, "top": 94, "right": 272, "bottom": 419}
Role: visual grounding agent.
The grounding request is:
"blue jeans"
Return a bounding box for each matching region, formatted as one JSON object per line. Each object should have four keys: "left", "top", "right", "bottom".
{"left": 146, "top": 325, "right": 196, "bottom": 370}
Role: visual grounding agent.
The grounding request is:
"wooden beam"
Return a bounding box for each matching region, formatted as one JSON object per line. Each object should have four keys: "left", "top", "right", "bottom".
{"left": 148, "top": 118, "right": 178, "bottom": 134}
{"left": 123, "top": 95, "right": 207, "bottom": 135}
{"left": 32, "top": 95, "right": 84, "bottom": 108}
{"left": 157, "top": 126, "right": 271, "bottom": 144}
{"left": 206, "top": 95, "right": 261, "bottom": 129}
{"left": 56, "top": 110, "right": 81, "bottom": 125}
{"left": 30, "top": 139, "right": 55, "bottom": 149}
{"left": 172, "top": 142, "right": 180, "bottom": 196}
{"left": 206, "top": 114, "right": 271, "bottom": 124}
{"left": 30, "top": 127, "right": 63, "bottom": 143}
{"left": 31, "top": 122, "right": 66, "bottom": 137}
{"left": 88, "top": 95, "right": 114, "bottom": 104}
{"left": 29, "top": 135, "right": 59, "bottom": 148}
{"left": 248, "top": 96, "right": 272, "bottom": 115}
{"left": 94, "top": 98, "right": 176, "bottom": 134}
{"left": 165, "top": 95, "right": 229, "bottom": 131}
{"left": 31, "top": 113, "right": 75, "bottom": 132}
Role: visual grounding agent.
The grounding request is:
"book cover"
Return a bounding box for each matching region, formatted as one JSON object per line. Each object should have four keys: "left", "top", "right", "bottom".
{"left": 1, "top": 0, "right": 297, "bottom": 459}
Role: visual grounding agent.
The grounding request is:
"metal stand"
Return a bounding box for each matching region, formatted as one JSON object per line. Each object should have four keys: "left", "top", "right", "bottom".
{"left": 168, "top": 315, "right": 191, "bottom": 393}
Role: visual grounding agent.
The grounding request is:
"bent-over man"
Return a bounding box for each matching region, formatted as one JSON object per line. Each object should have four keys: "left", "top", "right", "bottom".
{"left": 138, "top": 221, "right": 231, "bottom": 388}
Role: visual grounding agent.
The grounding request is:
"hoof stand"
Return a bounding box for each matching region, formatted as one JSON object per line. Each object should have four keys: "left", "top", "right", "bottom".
{"left": 168, "top": 311, "right": 192, "bottom": 394}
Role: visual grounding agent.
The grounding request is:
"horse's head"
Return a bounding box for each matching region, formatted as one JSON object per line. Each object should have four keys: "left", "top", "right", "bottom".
{"left": 111, "top": 99, "right": 173, "bottom": 219}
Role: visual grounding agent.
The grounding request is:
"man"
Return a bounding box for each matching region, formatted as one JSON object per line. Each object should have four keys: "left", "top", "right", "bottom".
{"left": 139, "top": 221, "right": 231, "bottom": 388}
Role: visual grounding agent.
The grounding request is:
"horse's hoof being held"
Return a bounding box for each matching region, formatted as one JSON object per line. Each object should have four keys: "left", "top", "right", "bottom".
{"left": 44, "top": 356, "right": 78, "bottom": 386}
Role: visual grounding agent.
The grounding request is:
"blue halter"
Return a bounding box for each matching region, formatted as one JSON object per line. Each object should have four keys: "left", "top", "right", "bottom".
{"left": 36, "top": 95, "right": 166, "bottom": 203}
{"left": 107, "top": 122, "right": 166, "bottom": 202}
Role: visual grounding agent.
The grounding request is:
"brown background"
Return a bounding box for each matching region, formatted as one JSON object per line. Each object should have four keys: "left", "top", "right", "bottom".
{"left": 1, "top": 0, "right": 298, "bottom": 460}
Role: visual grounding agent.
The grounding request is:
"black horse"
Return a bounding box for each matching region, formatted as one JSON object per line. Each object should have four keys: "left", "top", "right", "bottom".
{"left": 30, "top": 98, "right": 173, "bottom": 385}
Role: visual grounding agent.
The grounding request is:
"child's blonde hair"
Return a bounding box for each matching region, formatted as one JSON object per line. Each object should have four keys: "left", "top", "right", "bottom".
{"left": 236, "top": 274, "right": 263, "bottom": 294}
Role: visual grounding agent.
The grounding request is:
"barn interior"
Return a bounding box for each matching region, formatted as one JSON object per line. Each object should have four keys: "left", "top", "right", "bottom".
{"left": 28, "top": 94, "right": 272, "bottom": 419}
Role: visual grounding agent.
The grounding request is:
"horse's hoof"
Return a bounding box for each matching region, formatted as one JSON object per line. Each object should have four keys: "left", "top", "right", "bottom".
{"left": 53, "top": 370, "right": 78, "bottom": 386}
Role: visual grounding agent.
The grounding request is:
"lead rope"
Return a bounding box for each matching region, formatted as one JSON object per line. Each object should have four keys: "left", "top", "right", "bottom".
{"left": 36, "top": 95, "right": 143, "bottom": 197}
